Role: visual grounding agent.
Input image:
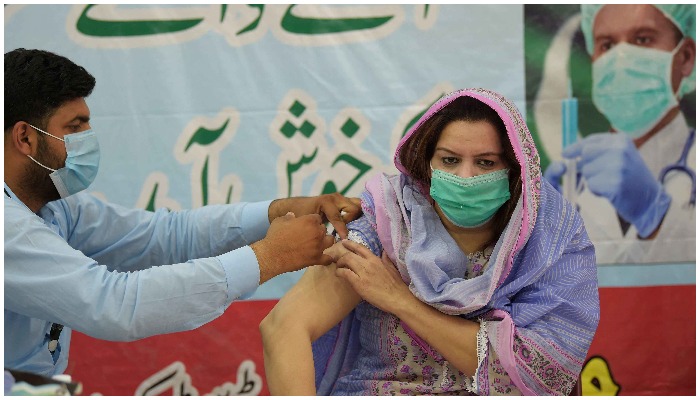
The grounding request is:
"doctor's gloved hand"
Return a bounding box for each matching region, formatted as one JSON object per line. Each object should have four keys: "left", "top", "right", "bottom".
{"left": 543, "top": 160, "right": 567, "bottom": 193}
{"left": 562, "top": 133, "right": 671, "bottom": 238}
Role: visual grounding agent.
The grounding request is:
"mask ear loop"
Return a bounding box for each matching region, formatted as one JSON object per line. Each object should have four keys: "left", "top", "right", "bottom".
{"left": 28, "top": 124, "right": 65, "bottom": 142}
{"left": 28, "top": 122, "right": 74, "bottom": 173}
{"left": 26, "top": 124, "right": 63, "bottom": 172}
{"left": 669, "top": 38, "right": 688, "bottom": 99}
{"left": 428, "top": 163, "right": 436, "bottom": 206}
{"left": 27, "top": 155, "right": 57, "bottom": 172}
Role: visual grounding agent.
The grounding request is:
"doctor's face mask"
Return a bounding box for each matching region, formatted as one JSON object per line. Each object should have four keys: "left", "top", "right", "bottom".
{"left": 592, "top": 41, "right": 684, "bottom": 138}
{"left": 27, "top": 124, "right": 100, "bottom": 198}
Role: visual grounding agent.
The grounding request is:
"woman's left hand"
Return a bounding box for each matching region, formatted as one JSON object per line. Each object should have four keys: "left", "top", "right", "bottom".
{"left": 333, "top": 239, "right": 415, "bottom": 315}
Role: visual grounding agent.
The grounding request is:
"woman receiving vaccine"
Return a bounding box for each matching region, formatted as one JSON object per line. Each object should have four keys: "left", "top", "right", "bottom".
{"left": 260, "top": 88, "right": 600, "bottom": 395}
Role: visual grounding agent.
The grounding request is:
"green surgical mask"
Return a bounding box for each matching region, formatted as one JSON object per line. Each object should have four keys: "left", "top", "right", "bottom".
{"left": 592, "top": 41, "right": 683, "bottom": 138}
{"left": 429, "top": 168, "right": 511, "bottom": 228}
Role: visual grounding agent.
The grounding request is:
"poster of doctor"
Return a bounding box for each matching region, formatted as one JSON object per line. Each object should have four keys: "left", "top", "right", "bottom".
{"left": 544, "top": 4, "right": 695, "bottom": 265}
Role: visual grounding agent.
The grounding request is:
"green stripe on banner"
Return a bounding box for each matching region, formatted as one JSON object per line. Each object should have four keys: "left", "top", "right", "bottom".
{"left": 597, "top": 263, "right": 696, "bottom": 288}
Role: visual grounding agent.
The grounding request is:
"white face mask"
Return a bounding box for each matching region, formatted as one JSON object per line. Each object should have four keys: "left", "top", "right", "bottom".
{"left": 592, "top": 41, "right": 683, "bottom": 138}
{"left": 27, "top": 124, "right": 100, "bottom": 198}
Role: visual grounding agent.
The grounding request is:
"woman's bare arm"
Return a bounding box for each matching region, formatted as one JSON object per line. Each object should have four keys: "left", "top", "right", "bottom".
{"left": 260, "top": 241, "right": 362, "bottom": 395}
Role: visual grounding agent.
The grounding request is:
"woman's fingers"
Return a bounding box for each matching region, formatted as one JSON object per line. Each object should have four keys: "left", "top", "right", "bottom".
{"left": 340, "top": 239, "right": 374, "bottom": 259}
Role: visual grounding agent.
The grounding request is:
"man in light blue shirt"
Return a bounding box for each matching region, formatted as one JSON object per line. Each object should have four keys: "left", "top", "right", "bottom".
{"left": 4, "top": 48, "right": 361, "bottom": 377}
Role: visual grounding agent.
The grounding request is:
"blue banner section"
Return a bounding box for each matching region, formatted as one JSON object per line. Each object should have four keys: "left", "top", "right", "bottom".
{"left": 5, "top": 4, "right": 525, "bottom": 210}
{"left": 5, "top": 4, "right": 526, "bottom": 295}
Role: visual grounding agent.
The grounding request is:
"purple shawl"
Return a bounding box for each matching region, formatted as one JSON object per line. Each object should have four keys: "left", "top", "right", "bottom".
{"left": 313, "top": 88, "right": 599, "bottom": 395}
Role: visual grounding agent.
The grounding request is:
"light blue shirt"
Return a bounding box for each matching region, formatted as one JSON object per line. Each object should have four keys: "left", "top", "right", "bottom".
{"left": 4, "top": 183, "right": 272, "bottom": 376}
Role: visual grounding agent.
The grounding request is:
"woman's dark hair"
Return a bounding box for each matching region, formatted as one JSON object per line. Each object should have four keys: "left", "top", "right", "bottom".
{"left": 398, "top": 95, "right": 522, "bottom": 241}
{"left": 4, "top": 48, "right": 96, "bottom": 131}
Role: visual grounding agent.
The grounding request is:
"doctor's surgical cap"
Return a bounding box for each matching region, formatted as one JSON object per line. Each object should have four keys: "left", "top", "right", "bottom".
{"left": 581, "top": 4, "right": 696, "bottom": 97}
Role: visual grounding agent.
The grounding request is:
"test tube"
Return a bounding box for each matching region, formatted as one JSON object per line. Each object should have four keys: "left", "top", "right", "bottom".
{"left": 561, "top": 80, "right": 578, "bottom": 205}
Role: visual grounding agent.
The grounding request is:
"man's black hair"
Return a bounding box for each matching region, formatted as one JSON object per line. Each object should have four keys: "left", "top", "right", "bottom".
{"left": 4, "top": 48, "right": 96, "bottom": 131}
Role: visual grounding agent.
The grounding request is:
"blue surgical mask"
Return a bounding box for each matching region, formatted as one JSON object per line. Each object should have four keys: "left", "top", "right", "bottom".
{"left": 27, "top": 124, "right": 100, "bottom": 198}
{"left": 429, "top": 167, "right": 511, "bottom": 228}
{"left": 592, "top": 42, "right": 683, "bottom": 138}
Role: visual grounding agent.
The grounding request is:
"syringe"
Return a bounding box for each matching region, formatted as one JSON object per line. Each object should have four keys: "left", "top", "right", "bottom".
{"left": 561, "top": 79, "right": 578, "bottom": 205}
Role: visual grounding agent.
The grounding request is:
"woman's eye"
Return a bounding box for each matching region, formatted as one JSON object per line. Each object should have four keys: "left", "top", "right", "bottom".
{"left": 442, "top": 157, "right": 459, "bottom": 165}
{"left": 477, "top": 159, "right": 495, "bottom": 167}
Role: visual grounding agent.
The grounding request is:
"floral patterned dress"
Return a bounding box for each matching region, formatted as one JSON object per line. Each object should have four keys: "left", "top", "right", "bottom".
{"left": 327, "top": 239, "right": 520, "bottom": 396}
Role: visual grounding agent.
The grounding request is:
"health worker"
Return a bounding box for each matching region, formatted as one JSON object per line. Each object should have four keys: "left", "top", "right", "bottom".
{"left": 4, "top": 48, "right": 361, "bottom": 377}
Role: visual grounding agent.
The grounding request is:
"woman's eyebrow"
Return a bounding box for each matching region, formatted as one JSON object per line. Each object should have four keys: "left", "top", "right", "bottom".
{"left": 474, "top": 151, "right": 503, "bottom": 157}
{"left": 434, "top": 147, "right": 459, "bottom": 155}
{"left": 435, "top": 147, "right": 502, "bottom": 157}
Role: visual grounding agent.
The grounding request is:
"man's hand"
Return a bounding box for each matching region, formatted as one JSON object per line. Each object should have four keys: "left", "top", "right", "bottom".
{"left": 543, "top": 160, "right": 567, "bottom": 193}
{"left": 251, "top": 212, "right": 335, "bottom": 284}
{"left": 563, "top": 132, "right": 671, "bottom": 238}
{"left": 268, "top": 193, "right": 362, "bottom": 239}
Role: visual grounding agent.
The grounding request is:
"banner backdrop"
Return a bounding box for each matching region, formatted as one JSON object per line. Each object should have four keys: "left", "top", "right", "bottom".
{"left": 4, "top": 4, "right": 696, "bottom": 396}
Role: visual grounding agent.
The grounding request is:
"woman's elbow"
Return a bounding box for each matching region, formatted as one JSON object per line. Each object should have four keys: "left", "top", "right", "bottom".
{"left": 259, "top": 303, "right": 303, "bottom": 346}
{"left": 259, "top": 308, "right": 281, "bottom": 345}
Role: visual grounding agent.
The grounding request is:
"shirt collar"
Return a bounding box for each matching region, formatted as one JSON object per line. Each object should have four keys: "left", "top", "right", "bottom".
{"left": 4, "top": 182, "right": 17, "bottom": 200}
{"left": 4, "top": 182, "right": 36, "bottom": 214}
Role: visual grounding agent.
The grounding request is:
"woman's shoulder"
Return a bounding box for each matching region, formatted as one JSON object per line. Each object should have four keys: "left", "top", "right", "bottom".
{"left": 526, "top": 179, "right": 593, "bottom": 255}
{"left": 345, "top": 213, "right": 383, "bottom": 257}
{"left": 535, "top": 178, "right": 582, "bottom": 224}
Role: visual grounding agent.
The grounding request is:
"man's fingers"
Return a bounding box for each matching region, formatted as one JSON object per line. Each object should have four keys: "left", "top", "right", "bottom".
{"left": 304, "top": 213, "right": 323, "bottom": 225}
{"left": 561, "top": 140, "right": 584, "bottom": 159}
{"left": 317, "top": 253, "right": 334, "bottom": 266}
{"left": 326, "top": 214, "right": 349, "bottom": 240}
{"left": 343, "top": 198, "right": 363, "bottom": 219}
{"left": 321, "top": 195, "right": 364, "bottom": 240}
{"left": 544, "top": 161, "right": 566, "bottom": 181}
{"left": 321, "top": 234, "right": 336, "bottom": 249}
{"left": 318, "top": 200, "right": 350, "bottom": 239}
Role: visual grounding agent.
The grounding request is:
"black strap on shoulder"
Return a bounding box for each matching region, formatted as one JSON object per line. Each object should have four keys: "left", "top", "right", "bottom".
{"left": 4, "top": 188, "right": 10, "bottom": 198}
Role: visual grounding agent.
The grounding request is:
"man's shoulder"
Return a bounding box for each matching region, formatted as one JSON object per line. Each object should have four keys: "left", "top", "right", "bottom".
{"left": 4, "top": 196, "right": 52, "bottom": 238}
{"left": 4, "top": 195, "right": 37, "bottom": 222}
{"left": 45, "top": 192, "right": 111, "bottom": 214}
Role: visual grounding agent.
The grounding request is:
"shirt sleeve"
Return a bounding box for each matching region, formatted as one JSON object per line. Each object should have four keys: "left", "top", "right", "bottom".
{"left": 4, "top": 196, "right": 268, "bottom": 341}
{"left": 43, "top": 193, "right": 271, "bottom": 272}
